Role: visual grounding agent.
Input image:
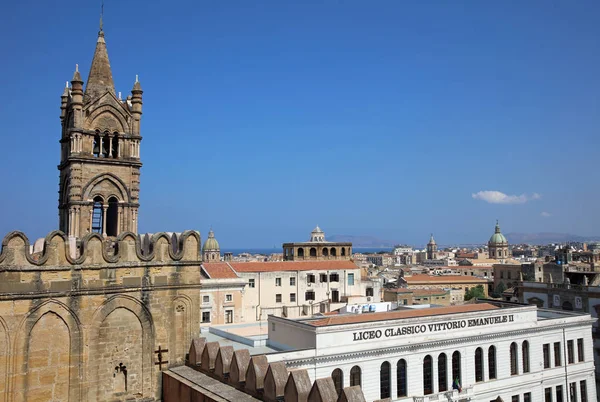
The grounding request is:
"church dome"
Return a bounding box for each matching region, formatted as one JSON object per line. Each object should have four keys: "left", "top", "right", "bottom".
{"left": 428, "top": 234, "right": 436, "bottom": 245}
{"left": 488, "top": 221, "right": 508, "bottom": 245}
{"left": 203, "top": 229, "right": 220, "bottom": 252}
{"left": 310, "top": 225, "right": 326, "bottom": 242}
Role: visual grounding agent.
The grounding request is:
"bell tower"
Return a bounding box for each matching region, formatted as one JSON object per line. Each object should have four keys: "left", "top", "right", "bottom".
{"left": 58, "top": 26, "right": 143, "bottom": 238}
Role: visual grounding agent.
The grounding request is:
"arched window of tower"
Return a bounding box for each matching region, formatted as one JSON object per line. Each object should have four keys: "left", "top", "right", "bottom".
{"left": 92, "top": 196, "right": 104, "bottom": 234}
{"left": 106, "top": 197, "right": 119, "bottom": 237}
{"left": 93, "top": 131, "right": 101, "bottom": 157}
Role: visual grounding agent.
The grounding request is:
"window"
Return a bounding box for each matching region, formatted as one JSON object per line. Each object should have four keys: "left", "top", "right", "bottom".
{"left": 290, "top": 277, "right": 296, "bottom": 286}
{"left": 501, "top": 271, "right": 504, "bottom": 279}
{"left": 276, "top": 294, "right": 282, "bottom": 303}
{"left": 305, "top": 291, "right": 315, "bottom": 301}
{"left": 330, "top": 273, "right": 339, "bottom": 282}
{"left": 203, "top": 295, "right": 210, "bottom": 303}
{"left": 350, "top": 366, "right": 361, "bottom": 387}
{"left": 423, "top": 355, "right": 433, "bottom": 395}
{"left": 522, "top": 341, "right": 530, "bottom": 373}
{"left": 452, "top": 351, "right": 461, "bottom": 388}
{"left": 225, "top": 294, "right": 232, "bottom": 302}
{"left": 524, "top": 393, "right": 531, "bottom": 402}
{"left": 348, "top": 273, "right": 355, "bottom": 286}
{"left": 271, "top": 322, "right": 275, "bottom": 331}
{"left": 577, "top": 338, "right": 584, "bottom": 362}
{"left": 510, "top": 342, "right": 518, "bottom": 375}
{"left": 568, "top": 340, "right": 574, "bottom": 364}
{"left": 570, "top": 382, "right": 577, "bottom": 402}
{"left": 201, "top": 311, "right": 211, "bottom": 323}
{"left": 438, "top": 353, "right": 447, "bottom": 392}
{"left": 554, "top": 342, "right": 562, "bottom": 366}
{"left": 290, "top": 293, "right": 296, "bottom": 302}
{"left": 366, "top": 287, "right": 374, "bottom": 297}
{"left": 556, "top": 385, "right": 563, "bottom": 402}
{"left": 307, "top": 274, "right": 315, "bottom": 283}
{"left": 475, "top": 348, "right": 484, "bottom": 382}
{"left": 508, "top": 271, "right": 512, "bottom": 279}
{"left": 249, "top": 278, "right": 255, "bottom": 288}
{"left": 320, "top": 273, "right": 328, "bottom": 283}
{"left": 225, "top": 310, "right": 233, "bottom": 324}
{"left": 393, "top": 359, "right": 406, "bottom": 397}
{"left": 332, "top": 369, "right": 343, "bottom": 397}
{"left": 580, "top": 381, "right": 588, "bottom": 402}
{"left": 512, "top": 396, "right": 520, "bottom": 402}
{"left": 545, "top": 387, "right": 553, "bottom": 402}
{"left": 543, "top": 343, "right": 550, "bottom": 368}
{"left": 275, "top": 277, "right": 282, "bottom": 286}
{"left": 380, "top": 361, "right": 391, "bottom": 399}
{"left": 488, "top": 346, "right": 497, "bottom": 379}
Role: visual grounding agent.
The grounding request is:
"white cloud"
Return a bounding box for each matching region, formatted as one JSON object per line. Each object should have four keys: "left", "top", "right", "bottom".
{"left": 541, "top": 211, "right": 551, "bottom": 217}
{"left": 471, "top": 190, "right": 542, "bottom": 205}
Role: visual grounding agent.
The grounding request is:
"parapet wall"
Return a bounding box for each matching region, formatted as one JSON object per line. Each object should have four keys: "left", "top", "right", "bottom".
{"left": 0, "top": 230, "right": 201, "bottom": 268}
{"left": 174, "top": 337, "right": 367, "bottom": 402}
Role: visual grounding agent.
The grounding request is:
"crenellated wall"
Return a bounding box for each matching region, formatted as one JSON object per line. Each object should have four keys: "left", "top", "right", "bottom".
{"left": 162, "top": 337, "right": 367, "bottom": 402}
{"left": 0, "top": 229, "right": 203, "bottom": 401}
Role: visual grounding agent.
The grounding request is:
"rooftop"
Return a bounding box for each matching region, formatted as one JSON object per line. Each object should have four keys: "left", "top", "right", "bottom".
{"left": 405, "top": 274, "right": 489, "bottom": 283}
{"left": 227, "top": 260, "right": 358, "bottom": 273}
{"left": 302, "top": 303, "right": 499, "bottom": 327}
{"left": 202, "top": 263, "right": 239, "bottom": 279}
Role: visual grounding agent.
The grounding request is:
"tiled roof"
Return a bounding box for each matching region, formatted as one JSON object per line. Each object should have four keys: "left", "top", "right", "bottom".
{"left": 385, "top": 288, "right": 449, "bottom": 296}
{"left": 228, "top": 260, "right": 358, "bottom": 273}
{"left": 307, "top": 303, "right": 498, "bottom": 327}
{"left": 405, "top": 274, "right": 488, "bottom": 283}
{"left": 202, "top": 263, "right": 240, "bottom": 279}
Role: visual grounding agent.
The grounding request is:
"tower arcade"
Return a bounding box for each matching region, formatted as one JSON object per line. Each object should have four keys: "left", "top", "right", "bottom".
{"left": 58, "top": 27, "right": 143, "bottom": 238}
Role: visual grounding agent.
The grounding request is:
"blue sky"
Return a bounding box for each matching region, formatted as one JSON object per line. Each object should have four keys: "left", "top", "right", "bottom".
{"left": 0, "top": 1, "right": 598, "bottom": 247}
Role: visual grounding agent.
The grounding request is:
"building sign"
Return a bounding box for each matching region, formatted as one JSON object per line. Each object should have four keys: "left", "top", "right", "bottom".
{"left": 575, "top": 297, "right": 583, "bottom": 309}
{"left": 352, "top": 314, "right": 515, "bottom": 341}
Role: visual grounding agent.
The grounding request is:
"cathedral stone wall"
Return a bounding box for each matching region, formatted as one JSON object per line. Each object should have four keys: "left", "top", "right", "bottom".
{"left": 0, "top": 230, "right": 202, "bottom": 401}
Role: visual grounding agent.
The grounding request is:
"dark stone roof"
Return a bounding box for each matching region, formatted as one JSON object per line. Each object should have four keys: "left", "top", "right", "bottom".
{"left": 85, "top": 31, "right": 115, "bottom": 101}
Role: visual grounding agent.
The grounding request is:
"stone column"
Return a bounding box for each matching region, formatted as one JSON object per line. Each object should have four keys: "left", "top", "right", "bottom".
{"left": 102, "top": 205, "right": 108, "bottom": 237}
{"left": 116, "top": 204, "right": 121, "bottom": 236}
{"left": 116, "top": 137, "right": 120, "bottom": 158}
{"left": 89, "top": 208, "right": 93, "bottom": 233}
{"left": 108, "top": 136, "right": 113, "bottom": 157}
{"left": 74, "top": 207, "right": 80, "bottom": 238}
{"left": 99, "top": 137, "right": 103, "bottom": 157}
{"left": 68, "top": 208, "right": 74, "bottom": 236}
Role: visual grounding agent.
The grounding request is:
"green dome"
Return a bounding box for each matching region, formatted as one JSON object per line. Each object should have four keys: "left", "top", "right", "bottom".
{"left": 488, "top": 221, "right": 508, "bottom": 245}
{"left": 203, "top": 229, "right": 220, "bottom": 251}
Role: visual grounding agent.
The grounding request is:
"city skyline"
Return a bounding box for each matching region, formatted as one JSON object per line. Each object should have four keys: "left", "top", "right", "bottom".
{"left": 1, "top": 1, "right": 599, "bottom": 247}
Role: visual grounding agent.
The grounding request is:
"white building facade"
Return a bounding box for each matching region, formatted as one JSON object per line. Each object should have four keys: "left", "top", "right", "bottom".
{"left": 266, "top": 302, "right": 597, "bottom": 402}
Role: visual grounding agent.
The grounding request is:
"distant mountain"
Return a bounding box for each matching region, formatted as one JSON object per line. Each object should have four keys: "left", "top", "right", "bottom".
{"left": 505, "top": 232, "right": 600, "bottom": 245}
{"left": 328, "top": 235, "right": 396, "bottom": 248}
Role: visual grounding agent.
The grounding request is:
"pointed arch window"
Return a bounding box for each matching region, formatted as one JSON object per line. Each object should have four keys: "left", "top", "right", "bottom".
{"left": 397, "top": 359, "right": 407, "bottom": 397}
{"left": 438, "top": 353, "right": 448, "bottom": 392}
{"left": 380, "top": 361, "right": 391, "bottom": 399}
{"left": 332, "top": 368, "right": 343, "bottom": 396}
{"left": 350, "top": 366, "right": 361, "bottom": 387}
{"left": 488, "top": 345, "right": 497, "bottom": 379}
{"left": 423, "top": 355, "right": 433, "bottom": 395}
{"left": 106, "top": 197, "right": 119, "bottom": 237}
{"left": 522, "top": 341, "right": 530, "bottom": 373}
{"left": 510, "top": 342, "right": 518, "bottom": 375}
{"left": 91, "top": 196, "right": 103, "bottom": 234}
{"left": 475, "top": 347, "right": 484, "bottom": 382}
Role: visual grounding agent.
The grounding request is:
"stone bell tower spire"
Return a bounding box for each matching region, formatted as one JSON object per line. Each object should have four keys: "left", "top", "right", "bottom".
{"left": 58, "top": 25, "right": 143, "bottom": 239}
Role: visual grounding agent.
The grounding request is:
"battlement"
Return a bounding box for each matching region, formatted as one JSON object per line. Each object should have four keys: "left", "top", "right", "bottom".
{"left": 163, "top": 337, "right": 367, "bottom": 402}
{"left": 0, "top": 230, "right": 201, "bottom": 268}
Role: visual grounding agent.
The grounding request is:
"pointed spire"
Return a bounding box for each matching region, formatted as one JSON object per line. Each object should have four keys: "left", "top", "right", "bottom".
{"left": 72, "top": 64, "right": 82, "bottom": 83}
{"left": 495, "top": 220, "right": 501, "bottom": 233}
{"left": 84, "top": 30, "right": 115, "bottom": 100}
{"left": 132, "top": 74, "right": 142, "bottom": 92}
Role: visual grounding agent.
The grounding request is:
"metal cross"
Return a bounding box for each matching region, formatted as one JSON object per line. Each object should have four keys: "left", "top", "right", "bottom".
{"left": 154, "top": 345, "right": 169, "bottom": 370}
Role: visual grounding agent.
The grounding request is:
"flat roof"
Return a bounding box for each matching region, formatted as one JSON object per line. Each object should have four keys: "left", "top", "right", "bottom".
{"left": 405, "top": 274, "right": 489, "bottom": 283}
{"left": 302, "top": 303, "right": 499, "bottom": 327}
{"left": 229, "top": 260, "right": 358, "bottom": 273}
